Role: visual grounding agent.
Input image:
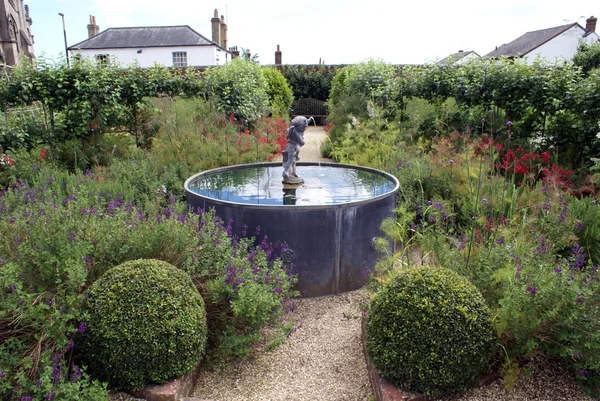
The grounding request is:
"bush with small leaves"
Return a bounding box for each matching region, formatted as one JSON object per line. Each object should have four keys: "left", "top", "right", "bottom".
{"left": 367, "top": 266, "right": 495, "bottom": 396}
{"left": 80, "top": 259, "right": 207, "bottom": 390}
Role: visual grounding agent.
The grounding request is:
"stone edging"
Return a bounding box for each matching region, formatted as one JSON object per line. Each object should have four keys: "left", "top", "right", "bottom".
{"left": 360, "top": 311, "right": 501, "bottom": 401}
{"left": 129, "top": 362, "right": 203, "bottom": 401}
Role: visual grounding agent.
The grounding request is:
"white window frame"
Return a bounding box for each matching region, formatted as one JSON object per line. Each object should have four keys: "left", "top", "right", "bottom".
{"left": 172, "top": 51, "right": 188, "bottom": 67}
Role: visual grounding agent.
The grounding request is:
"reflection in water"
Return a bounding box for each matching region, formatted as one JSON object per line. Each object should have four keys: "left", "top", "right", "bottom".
{"left": 282, "top": 187, "right": 297, "bottom": 205}
{"left": 188, "top": 165, "right": 396, "bottom": 206}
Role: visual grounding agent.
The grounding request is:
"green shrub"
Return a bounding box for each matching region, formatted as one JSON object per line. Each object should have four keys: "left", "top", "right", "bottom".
{"left": 80, "top": 259, "right": 207, "bottom": 390}
{"left": 279, "top": 65, "right": 338, "bottom": 101}
{"left": 573, "top": 41, "right": 600, "bottom": 75}
{"left": 366, "top": 266, "right": 495, "bottom": 396}
{"left": 204, "top": 57, "right": 269, "bottom": 122}
{"left": 262, "top": 67, "right": 293, "bottom": 118}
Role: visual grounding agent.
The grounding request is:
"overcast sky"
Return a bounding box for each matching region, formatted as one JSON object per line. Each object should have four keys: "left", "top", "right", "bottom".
{"left": 25, "top": 0, "right": 598, "bottom": 65}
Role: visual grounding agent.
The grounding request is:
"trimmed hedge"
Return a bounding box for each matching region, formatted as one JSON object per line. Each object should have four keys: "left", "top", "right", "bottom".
{"left": 366, "top": 266, "right": 495, "bottom": 396}
{"left": 80, "top": 259, "right": 207, "bottom": 390}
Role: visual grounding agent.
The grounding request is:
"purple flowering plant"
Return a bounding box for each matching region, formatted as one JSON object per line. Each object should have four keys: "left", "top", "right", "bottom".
{"left": 0, "top": 157, "right": 297, "bottom": 395}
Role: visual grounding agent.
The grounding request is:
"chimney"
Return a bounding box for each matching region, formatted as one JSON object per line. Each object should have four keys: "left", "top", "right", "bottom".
{"left": 211, "top": 9, "right": 221, "bottom": 45}
{"left": 229, "top": 46, "right": 240, "bottom": 59}
{"left": 220, "top": 15, "right": 227, "bottom": 49}
{"left": 586, "top": 16, "right": 597, "bottom": 33}
{"left": 245, "top": 49, "right": 251, "bottom": 59}
{"left": 87, "top": 15, "right": 99, "bottom": 38}
{"left": 275, "top": 45, "right": 282, "bottom": 65}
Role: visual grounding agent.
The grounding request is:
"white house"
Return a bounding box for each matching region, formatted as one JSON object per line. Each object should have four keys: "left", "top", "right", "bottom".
{"left": 439, "top": 50, "right": 481, "bottom": 66}
{"left": 68, "top": 13, "right": 231, "bottom": 68}
{"left": 485, "top": 16, "right": 599, "bottom": 65}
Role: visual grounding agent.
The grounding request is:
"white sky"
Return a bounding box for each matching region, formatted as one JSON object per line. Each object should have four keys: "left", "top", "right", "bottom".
{"left": 26, "top": 0, "right": 599, "bottom": 65}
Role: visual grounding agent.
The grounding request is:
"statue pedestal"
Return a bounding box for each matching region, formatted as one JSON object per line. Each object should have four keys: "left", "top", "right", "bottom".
{"left": 282, "top": 176, "right": 304, "bottom": 185}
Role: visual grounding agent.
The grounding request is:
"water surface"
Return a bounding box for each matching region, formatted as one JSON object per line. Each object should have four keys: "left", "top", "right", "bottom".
{"left": 187, "top": 165, "right": 396, "bottom": 206}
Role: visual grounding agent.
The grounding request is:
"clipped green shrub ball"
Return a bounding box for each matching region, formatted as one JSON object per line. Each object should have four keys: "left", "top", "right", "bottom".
{"left": 81, "top": 259, "right": 207, "bottom": 390}
{"left": 366, "top": 266, "right": 495, "bottom": 396}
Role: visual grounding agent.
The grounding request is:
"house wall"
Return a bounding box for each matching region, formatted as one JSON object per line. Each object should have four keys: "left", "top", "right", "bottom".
{"left": 71, "top": 45, "right": 230, "bottom": 67}
{"left": 523, "top": 25, "right": 599, "bottom": 65}
{"left": 455, "top": 52, "right": 480, "bottom": 65}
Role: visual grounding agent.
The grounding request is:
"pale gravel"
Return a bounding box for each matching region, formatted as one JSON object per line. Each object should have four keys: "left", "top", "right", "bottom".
{"left": 114, "top": 127, "right": 597, "bottom": 401}
{"left": 192, "top": 289, "right": 372, "bottom": 401}
{"left": 444, "top": 354, "right": 596, "bottom": 401}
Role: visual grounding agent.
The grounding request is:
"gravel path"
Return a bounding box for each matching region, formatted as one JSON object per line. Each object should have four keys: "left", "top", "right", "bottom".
{"left": 192, "top": 290, "right": 372, "bottom": 401}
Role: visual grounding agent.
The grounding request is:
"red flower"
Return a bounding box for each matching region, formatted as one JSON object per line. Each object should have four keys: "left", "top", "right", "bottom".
{"left": 515, "top": 160, "right": 528, "bottom": 175}
{"left": 541, "top": 150, "right": 551, "bottom": 164}
{"left": 1, "top": 155, "right": 15, "bottom": 166}
{"left": 229, "top": 113, "right": 235, "bottom": 122}
{"left": 39, "top": 149, "right": 46, "bottom": 159}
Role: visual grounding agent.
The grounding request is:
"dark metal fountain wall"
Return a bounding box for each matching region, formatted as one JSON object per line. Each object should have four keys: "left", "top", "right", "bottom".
{"left": 185, "top": 162, "right": 398, "bottom": 297}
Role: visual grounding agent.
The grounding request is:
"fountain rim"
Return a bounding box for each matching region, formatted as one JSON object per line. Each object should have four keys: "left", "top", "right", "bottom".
{"left": 184, "top": 161, "right": 399, "bottom": 210}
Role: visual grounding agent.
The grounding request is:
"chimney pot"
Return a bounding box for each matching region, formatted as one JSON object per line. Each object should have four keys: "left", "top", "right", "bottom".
{"left": 87, "top": 15, "right": 100, "bottom": 38}
{"left": 586, "top": 16, "right": 597, "bottom": 33}
{"left": 229, "top": 46, "right": 240, "bottom": 59}
{"left": 275, "top": 45, "right": 282, "bottom": 65}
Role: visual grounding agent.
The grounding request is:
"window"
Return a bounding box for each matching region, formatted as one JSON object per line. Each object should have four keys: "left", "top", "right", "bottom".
{"left": 95, "top": 54, "right": 110, "bottom": 65}
{"left": 172, "top": 52, "right": 187, "bottom": 67}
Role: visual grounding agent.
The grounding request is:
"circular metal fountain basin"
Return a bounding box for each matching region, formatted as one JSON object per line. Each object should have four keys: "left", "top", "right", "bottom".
{"left": 185, "top": 162, "right": 398, "bottom": 297}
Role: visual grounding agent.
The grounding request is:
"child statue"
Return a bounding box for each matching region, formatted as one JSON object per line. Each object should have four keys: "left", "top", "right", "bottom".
{"left": 282, "top": 116, "right": 308, "bottom": 184}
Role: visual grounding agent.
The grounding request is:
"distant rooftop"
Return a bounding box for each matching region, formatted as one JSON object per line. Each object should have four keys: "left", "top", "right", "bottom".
{"left": 68, "top": 25, "right": 226, "bottom": 50}
{"left": 439, "top": 50, "right": 479, "bottom": 65}
{"left": 485, "top": 23, "right": 580, "bottom": 58}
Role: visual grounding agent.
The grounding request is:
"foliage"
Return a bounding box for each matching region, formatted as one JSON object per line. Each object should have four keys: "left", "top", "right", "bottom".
{"left": 326, "top": 58, "right": 600, "bottom": 173}
{"left": 279, "top": 65, "right": 340, "bottom": 101}
{"left": 331, "top": 106, "right": 600, "bottom": 395}
{"left": 0, "top": 56, "right": 204, "bottom": 156}
{"left": 366, "top": 266, "right": 495, "bottom": 396}
{"left": 181, "top": 214, "right": 298, "bottom": 358}
{"left": 203, "top": 57, "right": 269, "bottom": 123}
{"left": 0, "top": 149, "right": 297, "bottom": 395}
{"left": 573, "top": 41, "right": 600, "bottom": 75}
{"left": 329, "top": 60, "right": 398, "bottom": 110}
{"left": 262, "top": 67, "right": 293, "bottom": 118}
{"left": 80, "top": 259, "right": 207, "bottom": 390}
{"left": 149, "top": 97, "right": 288, "bottom": 171}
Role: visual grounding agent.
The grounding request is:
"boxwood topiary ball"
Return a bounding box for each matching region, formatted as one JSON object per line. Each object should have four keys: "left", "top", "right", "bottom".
{"left": 80, "top": 259, "right": 207, "bottom": 390}
{"left": 366, "top": 266, "right": 495, "bottom": 396}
